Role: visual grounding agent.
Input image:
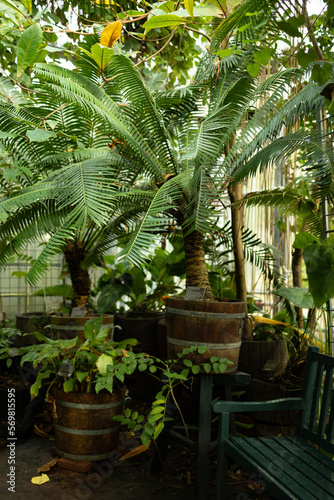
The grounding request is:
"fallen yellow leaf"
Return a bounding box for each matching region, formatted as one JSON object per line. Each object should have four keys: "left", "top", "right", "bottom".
{"left": 118, "top": 444, "right": 150, "bottom": 461}
{"left": 31, "top": 473, "right": 49, "bottom": 485}
{"left": 100, "top": 20, "right": 122, "bottom": 48}
{"left": 38, "top": 457, "right": 59, "bottom": 473}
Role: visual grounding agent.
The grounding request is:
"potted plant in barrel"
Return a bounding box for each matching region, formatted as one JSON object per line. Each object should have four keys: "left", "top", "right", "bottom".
{"left": 19, "top": 315, "right": 232, "bottom": 455}
{"left": 18, "top": 315, "right": 151, "bottom": 461}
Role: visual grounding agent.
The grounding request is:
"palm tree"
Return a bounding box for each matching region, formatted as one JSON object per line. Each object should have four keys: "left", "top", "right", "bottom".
{"left": 0, "top": 50, "right": 328, "bottom": 303}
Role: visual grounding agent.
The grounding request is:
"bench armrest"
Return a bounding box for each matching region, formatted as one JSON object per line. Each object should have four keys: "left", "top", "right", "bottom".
{"left": 213, "top": 397, "right": 304, "bottom": 414}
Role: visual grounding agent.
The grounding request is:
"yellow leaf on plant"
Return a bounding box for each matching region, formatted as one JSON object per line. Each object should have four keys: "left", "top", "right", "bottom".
{"left": 31, "top": 474, "right": 49, "bottom": 485}
{"left": 100, "top": 20, "right": 123, "bottom": 48}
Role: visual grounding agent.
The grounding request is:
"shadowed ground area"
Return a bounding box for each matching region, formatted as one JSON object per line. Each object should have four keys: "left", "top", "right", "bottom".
{"left": 0, "top": 431, "right": 274, "bottom": 500}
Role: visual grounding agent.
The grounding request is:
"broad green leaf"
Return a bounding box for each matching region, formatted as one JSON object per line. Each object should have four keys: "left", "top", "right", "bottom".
{"left": 272, "top": 287, "right": 314, "bottom": 309}
{"left": 293, "top": 232, "right": 320, "bottom": 250}
{"left": 0, "top": 0, "right": 27, "bottom": 18}
{"left": 76, "top": 370, "right": 89, "bottom": 383}
{"left": 26, "top": 129, "right": 57, "bottom": 142}
{"left": 184, "top": 0, "right": 193, "bottom": 19}
{"left": 84, "top": 315, "right": 104, "bottom": 340}
{"left": 287, "top": 15, "right": 305, "bottom": 29}
{"left": 247, "top": 62, "right": 261, "bottom": 77}
{"left": 173, "top": 5, "right": 222, "bottom": 17}
{"left": 154, "top": 421, "right": 164, "bottom": 440}
{"left": 17, "top": 24, "right": 43, "bottom": 80}
{"left": 277, "top": 20, "right": 302, "bottom": 38}
{"left": 90, "top": 43, "right": 114, "bottom": 71}
{"left": 143, "top": 14, "right": 187, "bottom": 34}
{"left": 158, "top": 1, "right": 175, "bottom": 13}
{"left": 312, "top": 63, "right": 332, "bottom": 86}
{"left": 216, "top": 48, "right": 235, "bottom": 58}
{"left": 63, "top": 378, "right": 75, "bottom": 392}
{"left": 0, "top": 131, "right": 17, "bottom": 139}
{"left": 203, "top": 363, "right": 211, "bottom": 373}
{"left": 327, "top": 0, "right": 334, "bottom": 19}
{"left": 33, "top": 284, "right": 73, "bottom": 298}
{"left": 17, "top": 165, "right": 33, "bottom": 176}
{"left": 303, "top": 238, "right": 334, "bottom": 307}
{"left": 20, "top": 0, "right": 31, "bottom": 13}
{"left": 3, "top": 168, "right": 17, "bottom": 182}
{"left": 237, "top": 22, "right": 252, "bottom": 32}
{"left": 96, "top": 354, "right": 114, "bottom": 374}
{"left": 141, "top": 430, "right": 151, "bottom": 447}
{"left": 253, "top": 48, "right": 271, "bottom": 65}
{"left": 296, "top": 48, "right": 317, "bottom": 69}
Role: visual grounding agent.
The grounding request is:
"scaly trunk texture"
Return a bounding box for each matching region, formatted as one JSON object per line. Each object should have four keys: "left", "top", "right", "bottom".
{"left": 63, "top": 241, "right": 91, "bottom": 309}
{"left": 182, "top": 228, "right": 214, "bottom": 300}
{"left": 228, "top": 183, "right": 247, "bottom": 302}
{"left": 292, "top": 247, "right": 304, "bottom": 329}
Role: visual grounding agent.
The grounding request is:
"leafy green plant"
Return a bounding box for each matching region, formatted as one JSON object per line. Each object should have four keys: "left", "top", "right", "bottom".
{"left": 94, "top": 243, "right": 185, "bottom": 314}
{"left": 0, "top": 327, "right": 23, "bottom": 368}
{"left": 19, "top": 315, "right": 232, "bottom": 446}
{"left": 18, "top": 315, "right": 148, "bottom": 396}
{"left": 113, "top": 346, "right": 232, "bottom": 446}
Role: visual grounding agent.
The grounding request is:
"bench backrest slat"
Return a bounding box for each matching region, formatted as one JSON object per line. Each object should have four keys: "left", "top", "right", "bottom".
{"left": 318, "top": 366, "right": 333, "bottom": 438}
{"left": 298, "top": 347, "right": 334, "bottom": 450}
{"left": 309, "top": 363, "right": 324, "bottom": 432}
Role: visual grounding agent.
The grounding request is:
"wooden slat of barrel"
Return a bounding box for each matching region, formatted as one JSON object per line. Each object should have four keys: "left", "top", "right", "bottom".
{"left": 166, "top": 297, "right": 247, "bottom": 372}
{"left": 54, "top": 389, "right": 124, "bottom": 461}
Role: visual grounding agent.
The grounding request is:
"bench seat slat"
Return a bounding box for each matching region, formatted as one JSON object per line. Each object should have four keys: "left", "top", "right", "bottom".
{"left": 225, "top": 439, "right": 300, "bottom": 500}
{"left": 228, "top": 437, "right": 334, "bottom": 499}
{"left": 261, "top": 437, "right": 334, "bottom": 490}
{"left": 284, "top": 436, "right": 334, "bottom": 474}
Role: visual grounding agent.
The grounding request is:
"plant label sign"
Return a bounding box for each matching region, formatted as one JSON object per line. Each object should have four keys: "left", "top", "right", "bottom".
{"left": 185, "top": 286, "right": 206, "bottom": 301}
{"left": 261, "top": 360, "right": 279, "bottom": 372}
{"left": 71, "top": 307, "right": 85, "bottom": 317}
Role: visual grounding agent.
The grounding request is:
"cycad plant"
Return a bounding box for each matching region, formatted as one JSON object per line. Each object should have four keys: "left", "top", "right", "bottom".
{"left": 0, "top": 76, "right": 145, "bottom": 308}
{"left": 0, "top": 47, "right": 328, "bottom": 303}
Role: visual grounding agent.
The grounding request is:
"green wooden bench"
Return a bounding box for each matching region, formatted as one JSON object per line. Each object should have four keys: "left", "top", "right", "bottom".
{"left": 213, "top": 346, "right": 334, "bottom": 500}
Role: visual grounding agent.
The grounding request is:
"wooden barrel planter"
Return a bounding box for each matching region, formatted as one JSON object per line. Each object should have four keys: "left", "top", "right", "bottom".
{"left": 114, "top": 312, "right": 164, "bottom": 355}
{"left": 114, "top": 312, "right": 164, "bottom": 401}
{"left": 166, "top": 297, "right": 247, "bottom": 372}
{"left": 53, "top": 389, "right": 125, "bottom": 461}
{"left": 238, "top": 339, "right": 288, "bottom": 380}
{"left": 50, "top": 314, "right": 114, "bottom": 343}
{"left": 16, "top": 313, "right": 52, "bottom": 345}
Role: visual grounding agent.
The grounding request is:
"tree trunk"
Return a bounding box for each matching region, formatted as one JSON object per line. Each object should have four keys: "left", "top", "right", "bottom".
{"left": 182, "top": 228, "right": 214, "bottom": 300}
{"left": 292, "top": 247, "right": 304, "bottom": 329}
{"left": 228, "top": 183, "right": 247, "bottom": 302}
{"left": 63, "top": 241, "right": 91, "bottom": 309}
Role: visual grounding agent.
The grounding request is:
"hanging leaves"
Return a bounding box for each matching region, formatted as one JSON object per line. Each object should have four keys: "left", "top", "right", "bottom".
{"left": 16, "top": 24, "right": 43, "bottom": 81}
{"left": 100, "top": 20, "right": 122, "bottom": 48}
